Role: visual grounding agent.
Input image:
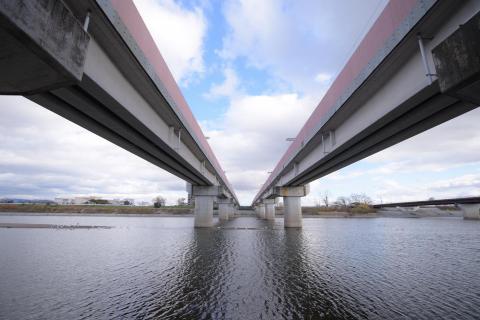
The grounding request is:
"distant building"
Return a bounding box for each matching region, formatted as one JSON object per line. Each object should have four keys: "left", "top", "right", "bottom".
{"left": 54, "top": 198, "right": 73, "bottom": 205}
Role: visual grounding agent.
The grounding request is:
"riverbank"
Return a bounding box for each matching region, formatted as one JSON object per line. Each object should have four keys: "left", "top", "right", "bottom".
{"left": 0, "top": 204, "right": 193, "bottom": 215}
{"left": 0, "top": 222, "right": 112, "bottom": 229}
{"left": 0, "top": 204, "right": 463, "bottom": 218}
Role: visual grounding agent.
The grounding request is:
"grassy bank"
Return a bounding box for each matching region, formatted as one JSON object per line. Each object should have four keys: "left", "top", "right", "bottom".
{"left": 0, "top": 204, "right": 193, "bottom": 215}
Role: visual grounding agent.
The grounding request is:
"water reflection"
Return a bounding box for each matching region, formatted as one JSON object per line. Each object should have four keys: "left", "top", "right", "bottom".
{"left": 0, "top": 216, "right": 479, "bottom": 319}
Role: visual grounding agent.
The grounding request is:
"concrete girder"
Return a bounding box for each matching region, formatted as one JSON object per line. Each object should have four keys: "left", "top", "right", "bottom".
{"left": 0, "top": 0, "right": 90, "bottom": 94}
{"left": 0, "top": 0, "right": 238, "bottom": 210}
{"left": 433, "top": 11, "right": 480, "bottom": 105}
{"left": 253, "top": 1, "right": 480, "bottom": 206}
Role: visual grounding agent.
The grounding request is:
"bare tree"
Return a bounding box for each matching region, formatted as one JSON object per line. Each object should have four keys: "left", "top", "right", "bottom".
{"left": 335, "top": 196, "right": 351, "bottom": 209}
{"left": 350, "top": 193, "right": 372, "bottom": 205}
{"left": 322, "top": 190, "right": 330, "bottom": 207}
{"left": 153, "top": 196, "right": 166, "bottom": 208}
{"left": 177, "top": 197, "right": 186, "bottom": 206}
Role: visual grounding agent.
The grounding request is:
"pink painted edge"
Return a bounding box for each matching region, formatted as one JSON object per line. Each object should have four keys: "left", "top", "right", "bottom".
{"left": 255, "top": 0, "right": 420, "bottom": 202}
{"left": 109, "top": 0, "right": 235, "bottom": 197}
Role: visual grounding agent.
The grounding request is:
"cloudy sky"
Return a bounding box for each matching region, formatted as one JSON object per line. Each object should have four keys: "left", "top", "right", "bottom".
{"left": 1, "top": 0, "right": 479, "bottom": 205}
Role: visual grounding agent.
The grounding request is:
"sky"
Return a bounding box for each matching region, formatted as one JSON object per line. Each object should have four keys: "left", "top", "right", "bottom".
{"left": 1, "top": 0, "right": 479, "bottom": 205}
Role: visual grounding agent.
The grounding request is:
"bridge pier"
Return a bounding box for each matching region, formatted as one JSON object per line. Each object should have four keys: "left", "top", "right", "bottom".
{"left": 218, "top": 200, "right": 230, "bottom": 221}
{"left": 193, "top": 186, "right": 229, "bottom": 227}
{"left": 194, "top": 195, "right": 215, "bottom": 227}
{"left": 278, "top": 186, "right": 309, "bottom": 228}
{"left": 258, "top": 204, "right": 266, "bottom": 219}
{"left": 459, "top": 204, "right": 480, "bottom": 220}
{"left": 228, "top": 204, "right": 235, "bottom": 219}
{"left": 284, "top": 197, "right": 302, "bottom": 228}
{"left": 264, "top": 199, "right": 276, "bottom": 220}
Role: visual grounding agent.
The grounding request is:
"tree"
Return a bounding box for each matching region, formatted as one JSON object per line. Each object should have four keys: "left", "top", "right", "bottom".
{"left": 322, "top": 190, "right": 331, "bottom": 207}
{"left": 177, "top": 197, "right": 186, "bottom": 206}
{"left": 153, "top": 196, "right": 166, "bottom": 208}
{"left": 88, "top": 198, "right": 110, "bottom": 205}
{"left": 350, "top": 193, "right": 372, "bottom": 206}
{"left": 335, "top": 196, "right": 351, "bottom": 209}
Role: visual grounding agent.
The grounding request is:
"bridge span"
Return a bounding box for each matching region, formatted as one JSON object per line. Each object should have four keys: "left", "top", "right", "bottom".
{"left": 253, "top": 0, "right": 480, "bottom": 227}
{"left": 0, "top": 0, "right": 238, "bottom": 226}
{"left": 374, "top": 197, "right": 480, "bottom": 220}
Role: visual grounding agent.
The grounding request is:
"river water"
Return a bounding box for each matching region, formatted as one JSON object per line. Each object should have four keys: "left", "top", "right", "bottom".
{"left": 0, "top": 215, "right": 479, "bottom": 319}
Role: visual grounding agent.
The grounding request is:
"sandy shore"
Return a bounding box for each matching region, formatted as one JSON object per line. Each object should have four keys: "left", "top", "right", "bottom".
{"left": 0, "top": 222, "right": 112, "bottom": 229}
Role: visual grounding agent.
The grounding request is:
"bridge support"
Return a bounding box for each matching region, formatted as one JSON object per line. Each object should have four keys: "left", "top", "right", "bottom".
{"left": 276, "top": 186, "right": 309, "bottom": 228}
{"left": 459, "top": 204, "right": 480, "bottom": 220}
{"left": 228, "top": 204, "right": 235, "bottom": 219}
{"left": 258, "top": 204, "right": 266, "bottom": 219}
{"left": 284, "top": 197, "right": 302, "bottom": 228}
{"left": 264, "top": 199, "right": 276, "bottom": 220}
{"left": 192, "top": 186, "right": 227, "bottom": 227}
{"left": 194, "top": 195, "right": 215, "bottom": 227}
{"left": 218, "top": 199, "right": 230, "bottom": 221}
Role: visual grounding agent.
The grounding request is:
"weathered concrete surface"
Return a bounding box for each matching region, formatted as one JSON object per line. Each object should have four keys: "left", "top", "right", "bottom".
{"left": 192, "top": 185, "right": 229, "bottom": 197}
{"left": 194, "top": 195, "right": 215, "bottom": 227}
{"left": 0, "top": 0, "right": 90, "bottom": 94}
{"left": 266, "top": 185, "right": 310, "bottom": 199}
{"left": 460, "top": 204, "right": 480, "bottom": 220}
{"left": 433, "top": 11, "right": 480, "bottom": 105}
{"left": 284, "top": 197, "right": 302, "bottom": 228}
{"left": 218, "top": 202, "right": 229, "bottom": 221}
{"left": 264, "top": 199, "right": 275, "bottom": 220}
{"left": 228, "top": 204, "right": 235, "bottom": 219}
{"left": 258, "top": 204, "right": 265, "bottom": 219}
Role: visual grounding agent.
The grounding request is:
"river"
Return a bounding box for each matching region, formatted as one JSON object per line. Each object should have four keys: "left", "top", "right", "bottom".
{"left": 0, "top": 215, "right": 479, "bottom": 319}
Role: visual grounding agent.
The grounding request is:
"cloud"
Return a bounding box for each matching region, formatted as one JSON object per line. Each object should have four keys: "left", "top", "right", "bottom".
{"left": 302, "top": 108, "right": 480, "bottom": 205}
{"left": 204, "top": 67, "right": 241, "bottom": 99}
{"left": 202, "top": 93, "right": 317, "bottom": 203}
{"left": 220, "top": 0, "right": 387, "bottom": 96}
{"left": 0, "top": 96, "right": 187, "bottom": 204}
{"left": 133, "top": 0, "right": 207, "bottom": 84}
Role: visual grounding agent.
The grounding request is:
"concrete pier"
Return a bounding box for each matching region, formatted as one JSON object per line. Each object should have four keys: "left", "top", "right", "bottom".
{"left": 228, "top": 204, "right": 235, "bottom": 219}
{"left": 193, "top": 186, "right": 230, "bottom": 227}
{"left": 218, "top": 202, "right": 230, "bottom": 221}
{"left": 284, "top": 197, "right": 302, "bottom": 228}
{"left": 258, "top": 204, "right": 266, "bottom": 219}
{"left": 194, "top": 195, "right": 215, "bottom": 227}
{"left": 460, "top": 204, "right": 480, "bottom": 220}
{"left": 264, "top": 199, "right": 276, "bottom": 220}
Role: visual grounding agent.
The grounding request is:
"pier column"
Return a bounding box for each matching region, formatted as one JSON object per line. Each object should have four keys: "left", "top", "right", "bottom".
{"left": 194, "top": 195, "right": 215, "bottom": 227}
{"left": 264, "top": 199, "right": 276, "bottom": 220}
{"left": 218, "top": 201, "right": 230, "bottom": 221}
{"left": 192, "top": 186, "right": 223, "bottom": 227}
{"left": 276, "top": 185, "right": 309, "bottom": 228}
{"left": 459, "top": 204, "right": 480, "bottom": 220}
{"left": 228, "top": 204, "right": 235, "bottom": 219}
{"left": 258, "top": 204, "right": 266, "bottom": 219}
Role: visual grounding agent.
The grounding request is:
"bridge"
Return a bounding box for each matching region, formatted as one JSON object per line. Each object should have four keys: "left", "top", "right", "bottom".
{"left": 373, "top": 197, "right": 480, "bottom": 219}
{"left": 253, "top": 0, "right": 480, "bottom": 226}
{"left": 2, "top": 0, "right": 480, "bottom": 228}
{"left": 0, "top": 0, "right": 238, "bottom": 227}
